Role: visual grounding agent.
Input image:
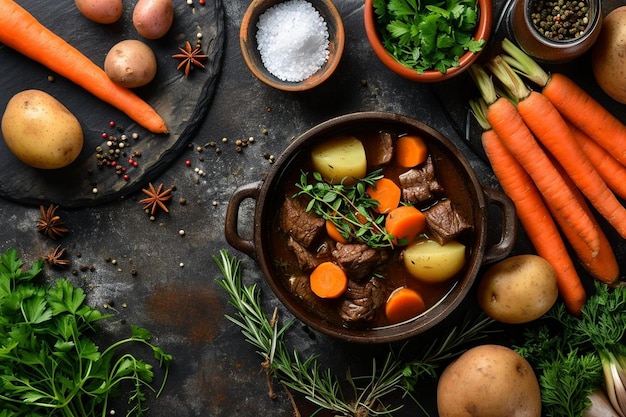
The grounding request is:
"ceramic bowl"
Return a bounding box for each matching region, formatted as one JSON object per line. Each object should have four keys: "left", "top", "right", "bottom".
{"left": 510, "top": 0, "right": 602, "bottom": 63}
{"left": 239, "top": 0, "right": 345, "bottom": 91}
{"left": 225, "top": 112, "right": 517, "bottom": 343}
{"left": 363, "top": 0, "right": 493, "bottom": 82}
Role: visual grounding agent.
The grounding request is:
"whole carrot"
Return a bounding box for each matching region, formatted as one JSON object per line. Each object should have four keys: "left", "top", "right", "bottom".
{"left": 501, "top": 38, "right": 626, "bottom": 165}
{"left": 0, "top": 0, "right": 168, "bottom": 134}
{"left": 489, "top": 57, "right": 626, "bottom": 239}
{"left": 470, "top": 98, "right": 586, "bottom": 314}
{"left": 469, "top": 65, "right": 601, "bottom": 256}
{"left": 569, "top": 122, "right": 626, "bottom": 201}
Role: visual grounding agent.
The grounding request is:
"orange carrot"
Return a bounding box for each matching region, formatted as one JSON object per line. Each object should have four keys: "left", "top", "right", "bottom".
{"left": 489, "top": 100, "right": 599, "bottom": 256}
{"left": 514, "top": 89, "right": 626, "bottom": 239}
{"left": 396, "top": 135, "right": 428, "bottom": 168}
{"left": 309, "top": 262, "right": 348, "bottom": 299}
{"left": 0, "top": 0, "right": 168, "bottom": 134}
{"left": 501, "top": 38, "right": 626, "bottom": 165}
{"left": 473, "top": 98, "right": 586, "bottom": 314}
{"left": 470, "top": 63, "right": 600, "bottom": 256}
{"left": 385, "top": 287, "right": 426, "bottom": 323}
{"left": 325, "top": 219, "right": 349, "bottom": 244}
{"left": 366, "top": 178, "right": 401, "bottom": 214}
{"left": 384, "top": 205, "right": 426, "bottom": 246}
{"left": 569, "top": 122, "right": 626, "bottom": 201}
{"left": 543, "top": 73, "right": 626, "bottom": 166}
{"left": 548, "top": 157, "right": 620, "bottom": 286}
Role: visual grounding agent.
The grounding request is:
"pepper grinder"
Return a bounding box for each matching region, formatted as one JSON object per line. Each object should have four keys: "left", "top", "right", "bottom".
{"left": 510, "top": 0, "right": 602, "bottom": 63}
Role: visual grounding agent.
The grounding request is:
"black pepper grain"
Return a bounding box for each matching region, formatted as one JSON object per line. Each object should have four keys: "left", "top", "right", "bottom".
{"left": 530, "top": 0, "right": 590, "bottom": 41}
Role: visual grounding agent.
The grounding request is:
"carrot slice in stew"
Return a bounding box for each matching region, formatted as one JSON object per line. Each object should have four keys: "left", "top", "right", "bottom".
{"left": 310, "top": 262, "right": 348, "bottom": 299}
{"left": 385, "top": 287, "right": 426, "bottom": 323}
{"left": 396, "top": 135, "right": 428, "bottom": 168}
{"left": 366, "top": 178, "right": 401, "bottom": 214}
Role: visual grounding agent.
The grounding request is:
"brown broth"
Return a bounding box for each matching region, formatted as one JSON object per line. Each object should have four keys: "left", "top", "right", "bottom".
{"left": 268, "top": 127, "right": 475, "bottom": 329}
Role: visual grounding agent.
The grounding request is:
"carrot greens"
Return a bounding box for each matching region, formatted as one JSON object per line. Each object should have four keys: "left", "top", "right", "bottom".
{"left": 515, "top": 282, "right": 626, "bottom": 417}
{"left": 373, "top": 0, "right": 485, "bottom": 73}
{"left": 0, "top": 248, "right": 171, "bottom": 417}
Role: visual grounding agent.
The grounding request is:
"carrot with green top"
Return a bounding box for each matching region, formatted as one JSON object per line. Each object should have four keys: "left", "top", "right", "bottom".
{"left": 470, "top": 97, "right": 587, "bottom": 314}
{"left": 488, "top": 56, "right": 626, "bottom": 239}
{"left": 469, "top": 64, "right": 601, "bottom": 256}
{"left": 501, "top": 37, "right": 626, "bottom": 165}
{"left": 0, "top": 0, "right": 168, "bottom": 134}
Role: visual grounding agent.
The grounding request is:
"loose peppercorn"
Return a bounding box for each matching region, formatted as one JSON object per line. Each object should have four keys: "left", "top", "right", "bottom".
{"left": 530, "top": 0, "right": 590, "bottom": 41}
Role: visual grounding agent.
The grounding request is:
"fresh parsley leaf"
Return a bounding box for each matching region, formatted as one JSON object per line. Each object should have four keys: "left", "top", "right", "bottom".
{"left": 374, "top": 0, "right": 485, "bottom": 73}
{"left": 0, "top": 248, "right": 171, "bottom": 417}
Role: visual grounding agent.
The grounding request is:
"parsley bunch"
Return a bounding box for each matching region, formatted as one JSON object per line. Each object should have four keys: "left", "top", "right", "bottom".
{"left": 373, "top": 0, "right": 485, "bottom": 73}
{"left": 515, "top": 281, "right": 626, "bottom": 417}
{"left": 0, "top": 248, "right": 172, "bottom": 417}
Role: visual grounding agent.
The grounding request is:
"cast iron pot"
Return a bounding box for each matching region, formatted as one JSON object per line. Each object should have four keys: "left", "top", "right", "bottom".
{"left": 225, "top": 112, "right": 517, "bottom": 343}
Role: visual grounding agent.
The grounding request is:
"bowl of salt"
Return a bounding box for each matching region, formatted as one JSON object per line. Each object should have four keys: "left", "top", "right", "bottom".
{"left": 240, "top": 0, "right": 345, "bottom": 91}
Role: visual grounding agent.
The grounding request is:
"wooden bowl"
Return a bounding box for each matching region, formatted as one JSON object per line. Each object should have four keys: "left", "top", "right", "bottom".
{"left": 240, "top": 0, "right": 345, "bottom": 91}
{"left": 364, "top": 0, "right": 493, "bottom": 82}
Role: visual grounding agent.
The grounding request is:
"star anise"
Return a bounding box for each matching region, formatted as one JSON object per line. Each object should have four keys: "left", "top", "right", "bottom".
{"left": 139, "top": 183, "right": 173, "bottom": 215}
{"left": 45, "top": 245, "right": 70, "bottom": 268}
{"left": 37, "top": 204, "right": 69, "bottom": 240}
{"left": 172, "top": 41, "right": 208, "bottom": 78}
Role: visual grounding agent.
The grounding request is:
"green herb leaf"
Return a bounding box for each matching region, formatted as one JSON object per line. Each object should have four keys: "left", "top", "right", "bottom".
{"left": 374, "top": 0, "right": 485, "bottom": 73}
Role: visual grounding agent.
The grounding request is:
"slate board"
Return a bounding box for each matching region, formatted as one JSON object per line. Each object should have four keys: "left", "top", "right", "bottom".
{"left": 0, "top": 0, "right": 224, "bottom": 208}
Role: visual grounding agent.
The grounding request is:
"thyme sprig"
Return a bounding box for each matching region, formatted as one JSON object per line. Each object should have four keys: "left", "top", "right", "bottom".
{"left": 215, "top": 250, "right": 496, "bottom": 417}
{"left": 294, "top": 169, "right": 396, "bottom": 248}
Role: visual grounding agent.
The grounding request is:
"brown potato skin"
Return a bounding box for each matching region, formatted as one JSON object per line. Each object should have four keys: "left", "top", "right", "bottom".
{"left": 437, "top": 344, "right": 541, "bottom": 417}
{"left": 74, "top": 0, "right": 123, "bottom": 24}
{"left": 132, "top": 0, "right": 174, "bottom": 40}
{"left": 477, "top": 254, "right": 558, "bottom": 324}
{"left": 104, "top": 40, "right": 158, "bottom": 88}
{"left": 1, "top": 90, "right": 83, "bottom": 169}
{"left": 592, "top": 6, "right": 626, "bottom": 104}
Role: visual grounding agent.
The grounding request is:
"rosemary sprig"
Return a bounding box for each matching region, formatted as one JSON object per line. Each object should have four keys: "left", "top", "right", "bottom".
{"left": 294, "top": 169, "right": 396, "bottom": 248}
{"left": 215, "top": 250, "right": 496, "bottom": 417}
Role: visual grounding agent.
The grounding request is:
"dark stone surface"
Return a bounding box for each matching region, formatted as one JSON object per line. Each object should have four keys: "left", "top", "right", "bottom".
{"left": 0, "top": 0, "right": 624, "bottom": 416}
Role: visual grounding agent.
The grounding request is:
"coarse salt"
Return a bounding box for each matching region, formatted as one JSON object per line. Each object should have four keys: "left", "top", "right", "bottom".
{"left": 256, "top": 0, "right": 330, "bottom": 82}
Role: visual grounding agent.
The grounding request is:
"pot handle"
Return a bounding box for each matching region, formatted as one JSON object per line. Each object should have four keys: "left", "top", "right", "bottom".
{"left": 224, "top": 181, "right": 262, "bottom": 260}
{"left": 482, "top": 187, "right": 517, "bottom": 265}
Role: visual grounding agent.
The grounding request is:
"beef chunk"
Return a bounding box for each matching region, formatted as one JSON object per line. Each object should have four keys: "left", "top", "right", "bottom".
{"left": 339, "top": 278, "right": 386, "bottom": 325}
{"left": 288, "top": 273, "right": 318, "bottom": 306}
{"left": 425, "top": 199, "right": 473, "bottom": 244}
{"left": 399, "top": 156, "right": 444, "bottom": 205}
{"left": 331, "top": 243, "right": 389, "bottom": 281}
{"left": 287, "top": 236, "right": 331, "bottom": 272}
{"left": 363, "top": 131, "right": 395, "bottom": 168}
{"left": 279, "top": 196, "right": 325, "bottom": 249}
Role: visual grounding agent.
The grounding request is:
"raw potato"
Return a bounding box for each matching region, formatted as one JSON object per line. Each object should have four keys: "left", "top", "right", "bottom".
{"left": 477, "top": 254, "right": 558, "bottom": 324}
{"left": 311, "top": 135, "right": 367, "bottom": 185}
{"left": 104, "top": 40, "right": 158, "bottom": 88}
{"left": 592, "top": 6, "right": 626, "bottom": 103}
{"left": 74, "top": 0, "right": 123, "bottom": 24}
{"left": 402, "top": 237, "right": 465, "bottom": 282}
{"left": 133, "top": 0, "right": 174, "bottom": 39}
{"left": 1, "top": 90, "right": 83, "bottom": 169}
{"left": 437, "top": 344, "right": 541, "bottom": 417}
